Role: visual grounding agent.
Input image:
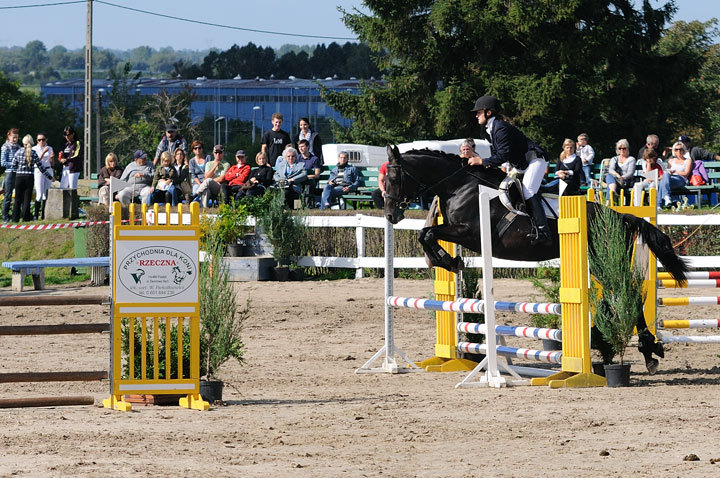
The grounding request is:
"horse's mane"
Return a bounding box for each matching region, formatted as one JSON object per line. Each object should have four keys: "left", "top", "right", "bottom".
{"left": 402, "top": 148, "right": 506, "bottom": 186}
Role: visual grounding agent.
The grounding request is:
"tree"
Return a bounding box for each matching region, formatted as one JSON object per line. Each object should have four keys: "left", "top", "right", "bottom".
{"left": 326, "top": 0, "right": 713, "bottom": 157}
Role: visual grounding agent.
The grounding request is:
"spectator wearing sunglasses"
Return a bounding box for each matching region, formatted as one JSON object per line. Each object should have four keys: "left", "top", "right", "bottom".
{"left": 194, "top": 144, "right": 230, "bottom": 207}
{"left": 604, "top": 138, "right": 636, "bottom": 196}
{"left": 31, "top": 132, "right": 54, "bottom": 219}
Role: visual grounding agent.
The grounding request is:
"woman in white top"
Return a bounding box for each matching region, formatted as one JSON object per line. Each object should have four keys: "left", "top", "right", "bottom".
{"left": 604, "top": 138, "right": 636, "bottom": 195}
{"left": 31, "top": 132, "right": 54, "bottom": 219}
{"left": 657, "top": 141, "right": 693, "bottom": 208}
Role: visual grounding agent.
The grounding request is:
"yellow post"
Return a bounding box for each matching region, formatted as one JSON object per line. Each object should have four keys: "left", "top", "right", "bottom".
{"left": 532, "top": 195, "right": 606, "bottom": 387}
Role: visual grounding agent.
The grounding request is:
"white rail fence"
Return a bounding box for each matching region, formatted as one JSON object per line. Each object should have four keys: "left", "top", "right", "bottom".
{"left": 293, "top": 213, "right": 720, "bottom": 278}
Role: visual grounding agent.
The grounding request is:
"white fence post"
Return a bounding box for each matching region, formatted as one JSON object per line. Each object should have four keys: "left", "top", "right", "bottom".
{"left": 355, "top": 214, "right": 365, "bottom": 279}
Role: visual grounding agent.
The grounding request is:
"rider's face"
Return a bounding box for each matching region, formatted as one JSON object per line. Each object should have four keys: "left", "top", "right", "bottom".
{"left": 476, "top": 110, "right": 488, "bottom": 126}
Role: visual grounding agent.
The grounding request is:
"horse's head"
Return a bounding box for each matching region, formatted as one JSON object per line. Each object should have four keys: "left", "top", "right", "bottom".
{"left": 384, "top": 145, "right": 419, "bottom": 224}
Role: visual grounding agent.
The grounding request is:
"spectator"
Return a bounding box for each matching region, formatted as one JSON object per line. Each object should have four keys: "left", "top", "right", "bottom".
{"left": 221, "top": 150, "right": 251, "bottom": 204}
{"left": 31, "top": 132, "right": 54, "bottom": 219}
{"left": 576, "top": 133, "right": 595, "bottom": 186}
{"left": 604, "top": 139, "right": 636, "bottom": 196}
{"left": 154, "top": 123, "right": 187, "bottom": 167}
{"left": 459, "top": 138, "right": 479, "bottom": 159}
{"left": 195, "top": 144, "right": 230, "bottom": 207}
{"left": 1, "top": 128, "right": 21, "bottom": 222}
{"left": 540, "top": 138, "right": 582, "bottom": 196}
{"left": 117, "top": 150, "right": 153, "bottom": 206}
{"left": 657, "top": 141, "right": 693, "bottom": 208}
{"left": 238, "top": 152, "right": 274, "bottom": 198}
{"left": 321, "top": 151, "right": 360, "bottom": 210}
{"left": 293, "top": 117, "right": 323, "bottom": 163}
{"left": 297, "top": 139, "right": 322, "bottom": 207}
{"left": 273, "top": 147, "right": 307, "bottom": 208}
{"left": 678, "top": 135, "right": 720, "bottom": 163}
{"left": 261, "top": 113, "right": 291, "bottom": 167}
{"left": 173, "top": 148, "right": 193, "bottom": 205}
{"left": 148, "top": 151, "right": 179, "bottom": 205}
{"left": 59, "top": 125, "right": 82, "bottom": 190}
{"left": 372, "top": 161, "right": 389, "bottom": 209}
{"left": 188, "top": 140, "right": 209, "bottom": 197}
{"left": 637, "top": 134, "right": 660, "bottom": 160}
{"left": 639, "top": 148, "right": 663, "bottom": 190}
{"left": 97, "top": 152, "right": 123, "bottom": 206}
{"left": 11, "top": 135, "right": 53, "bottom": 222}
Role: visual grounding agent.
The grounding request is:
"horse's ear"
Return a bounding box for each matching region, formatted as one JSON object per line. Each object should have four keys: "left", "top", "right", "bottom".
{"left": 387, "top": 144, "right": 401, "bottom": 162}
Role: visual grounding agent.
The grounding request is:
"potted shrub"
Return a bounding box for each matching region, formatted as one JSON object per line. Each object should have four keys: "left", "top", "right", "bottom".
{"left": 529, "top": 266, "right": 562, "bottom": 351}
{"left": 589, "top": 206, "right": 646, "bottom": 387}
{"left": 216, "top": 200, "right": 250, "bottom": 256}
{"left": 198, "top": 229, "right": 249, "bottom": 401}
{"left": 258, "top": 189, "right": 308, "bottom": 280}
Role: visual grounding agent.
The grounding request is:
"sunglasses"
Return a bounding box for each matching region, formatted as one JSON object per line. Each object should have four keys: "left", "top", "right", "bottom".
{"left": 37, "top": 137, "right": 46, "bottom": 141}
{"left": 193, "top": 146, "right": 202, "bottom": 150}
{"left": 618, "top": 147, "right": 627, "bottom": 150}
{"left": 214, "top": 150, "right": 223, "bottom": 154}
{"left": 673, "top": 148, "right": 683, "bottom": 151}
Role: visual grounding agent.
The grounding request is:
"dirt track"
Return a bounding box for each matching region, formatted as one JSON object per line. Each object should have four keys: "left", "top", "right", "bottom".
{"left": 1, "top": 278, "right": 720, "bottom": 477}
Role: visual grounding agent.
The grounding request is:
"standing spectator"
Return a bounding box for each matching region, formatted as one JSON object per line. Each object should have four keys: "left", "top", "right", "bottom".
{"left": 173, "top": 148, "right": 193, "bottom": 205}
{"left": 31, "top": 132, "right": 54, "bottom": 219}
{"left": 293, "top": 117, "right": 323, "bottom": 163}
{"left": 221, "top": 150, "right": 251, "bottom": 204}
{"left": 195, "top": 144, "right": 230, "bottom": 207}
{"left": 1, "top": 128, "right": 21, "bottom": 222}
{"left": 97, "top": 152, "right": 123, "bottom": 205}
{"left": 117, "top": 150, "right": 154, "bottom": 206}
{"left": 238, "top": 152, "right": 274, "bottom": 198}
{"left": 147, "top": 151, "right": 179, "bottom": 205}
{"left": 154, "top": 123, "right": 187, "bottom": 167}
{"left": 11, "top": 135, "right": 53, "bottom": 222}
{"left": 261, "top": 113, "right": 291, "bottom": 167}
{"left": 321, "top": 151, "right": 360, "bottom": 210}
{"left": 657, "top": 141, "right": 693, "bottom": 208}
{"left": 678, "top": 135, "right": 720, "bottom": 163}
{"left": 372, "top": 161, "right": 389, "bottom": 209}
{"left": 604, "top": 139, "right": 636, "bottom": 196}
{"left": 188, "top": 140, "right": 209, "bottom": 197}
{"left": 273, "top": 147, "right": 307, "bottom": 208}
{"left": 297, "top": 139, "right": 322, "bottom": 207}
{"left": 637, "top": 134, "right": 660, "bottom": 161}
{"left": 576, "top": 133, "right": 595, "bottom": 186}
{"left": 540, "top": 138, "right": 583, "bottom": 196}
{"left": 58, "top": 126, "right": 82, "bottom": 190}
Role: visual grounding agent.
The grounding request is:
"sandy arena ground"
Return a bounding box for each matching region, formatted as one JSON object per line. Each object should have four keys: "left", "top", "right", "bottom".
{"left": 1, "top": 277, "right": 720, "bottom": 477}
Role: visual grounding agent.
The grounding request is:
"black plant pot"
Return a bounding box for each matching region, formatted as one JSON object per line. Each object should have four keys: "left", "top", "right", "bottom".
{"left": 200, "top": 380, "right": 224, "bottom": 402}
{"left": 273, "top": 266, "right": 290, "bottom": 281}
{"left": 604, "top": 363, "right": 631, "bottom": 387}
{"left": 289, "top": 268, "right": 305, "bottom": 281}
{"left": 226, "top": 243, "right": 243, "bottom": 257}
{"left": 541, "top": 339, "right": 562, "bottom": 351}
{"left": 592, "top": 362, "right": 606, "bottom": 377}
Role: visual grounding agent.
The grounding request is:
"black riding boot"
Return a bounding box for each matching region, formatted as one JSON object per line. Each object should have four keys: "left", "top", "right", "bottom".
{"left": 33, "top": 201, "right": 41, "bottom": 220}
{"left": 525, "top": 195, "right": 552, "bottom": 246}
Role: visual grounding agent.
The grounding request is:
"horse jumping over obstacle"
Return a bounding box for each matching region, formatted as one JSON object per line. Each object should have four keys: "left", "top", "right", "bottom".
{"left": 383, "top": 146, "right": 690, "bottom": 374}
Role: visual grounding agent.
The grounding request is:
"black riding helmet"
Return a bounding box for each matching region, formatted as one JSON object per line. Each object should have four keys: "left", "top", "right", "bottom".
{"left": 470, "top": 95, "right": 501, "bottom": 113}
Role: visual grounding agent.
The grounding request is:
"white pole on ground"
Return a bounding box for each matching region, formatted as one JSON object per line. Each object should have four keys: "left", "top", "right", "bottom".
{"left": 356, "top": 218, "right": 421, "bottom": 374}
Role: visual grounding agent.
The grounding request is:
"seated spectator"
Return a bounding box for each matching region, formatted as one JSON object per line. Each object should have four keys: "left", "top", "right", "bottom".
{"left": 321, "top": 151, "right": 360, "bottom": 210}
{"left": 298, "top": 139, "right": 322, "bottom": 207}
{"left": 637, "top": 134, "right": 660, "bottom": 161}
{"left": 188, "top": 140, "right": 209, "bottom": 197}
{"left": 273, "top": 147, "right": 307, "bottom": 208}
{"left": 117, "top": 150, "right": 154, "bottom": 206}
{"left": 293, "top": 117, "right": 323, "bottom": 162}
{"left": 221, "top": 150, "right": 251, "bottom": 204}
{"left": 147, "top": 151, "right": 179, "bottom": 205}
{"left": 195, "top": 144, "right": 230, "bottom": 207}
{"left": 540, "top": 138, "right": 582, "bottom": 196}
{"left": 31, "top": 132, "right": 54, "bottom": 219}
{"left": 657, "top": 141, "right": 693, "bottom": 208}
{"left": 372, "top": 160, "right": 388, "bottom": 209}
{"left": 604, "top": 139, "right": 636, "bottom": 196}
{"left": 679, "top": 135, "right": 720, "bottom": 163}
{"left": 98, "top": 152, "right": 123, "bottom": 205}
{"left": 237, "top": 152, "right": 274, "bottom": 198}
{"left": 576, "top": 133, "right": 595, "bottom": 186}
{"left": 12, "top": 135, "right": 53, "bottom": 222}
{"left": 639, "top": 148, "right": 664, "bottom": 190}
{"left": 173, "top": 148, "right": 193, "bottom": 204}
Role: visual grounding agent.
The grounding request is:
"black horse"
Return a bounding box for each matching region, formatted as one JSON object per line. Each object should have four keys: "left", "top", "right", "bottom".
{"left": 383, "top": 146, "right": 689, "bottom": 374}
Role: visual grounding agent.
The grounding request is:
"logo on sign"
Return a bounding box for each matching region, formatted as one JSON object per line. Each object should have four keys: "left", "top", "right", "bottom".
{"left": 118, "top": 246, "right": 196, "bottom": 299}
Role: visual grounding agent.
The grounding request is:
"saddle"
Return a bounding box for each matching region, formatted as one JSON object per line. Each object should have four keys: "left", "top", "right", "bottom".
{"left": 496, "top": 176, "right": 557, "bottom": 239}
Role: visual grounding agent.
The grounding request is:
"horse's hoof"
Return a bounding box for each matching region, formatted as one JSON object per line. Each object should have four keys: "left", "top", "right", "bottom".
{"left": 452, "top": 256, "right": 465, "bottom": 273}
{"left": 645, "top": 358, "right": 659, "bottom": 376}
{"left": 654, "top": 341, "right": 665, "bottom": 359}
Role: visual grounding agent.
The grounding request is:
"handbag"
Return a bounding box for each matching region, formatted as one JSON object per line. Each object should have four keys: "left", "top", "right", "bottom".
{"left": 689, "top": 174, "right": 706, "bottom": 186}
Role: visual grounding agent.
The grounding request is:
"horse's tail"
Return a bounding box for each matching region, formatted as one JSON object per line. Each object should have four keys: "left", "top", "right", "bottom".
{"left": 621, "top": 213, "right": 689, "bottom": 285}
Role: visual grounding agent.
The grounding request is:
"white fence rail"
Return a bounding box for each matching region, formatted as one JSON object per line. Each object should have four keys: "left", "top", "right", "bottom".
{"left": 293, "top": 213, "right": 720, "bottom": 277}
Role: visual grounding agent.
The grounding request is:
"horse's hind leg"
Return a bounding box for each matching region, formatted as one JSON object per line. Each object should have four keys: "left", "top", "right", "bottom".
{"left": 419, "top": 226, "right": 464, "bottom": 273}
{"left": 636, "top": 309, "right": 663, "bottom": 375}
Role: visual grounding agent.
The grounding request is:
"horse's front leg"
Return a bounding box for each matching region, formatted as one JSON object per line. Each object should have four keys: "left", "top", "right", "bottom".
{"left": 636, "top": 309, "right": 664, "bottom": 376}
{"left": 420, "top": 224, "right": 472, "bottom": 273}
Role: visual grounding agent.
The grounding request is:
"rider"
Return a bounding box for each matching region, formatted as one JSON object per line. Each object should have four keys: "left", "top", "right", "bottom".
{"left": 466, "top": 95, "right": 551, "bottom": 246}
